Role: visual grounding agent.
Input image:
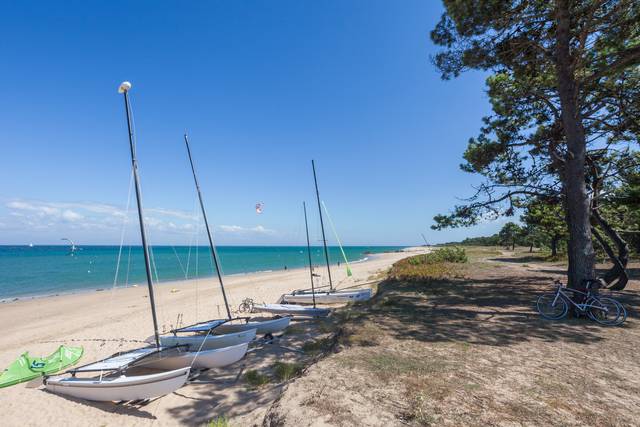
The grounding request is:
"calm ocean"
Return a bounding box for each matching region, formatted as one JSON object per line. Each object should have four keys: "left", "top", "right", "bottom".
{"left": 0, "top": 245, "right": 404, "bottom": 300}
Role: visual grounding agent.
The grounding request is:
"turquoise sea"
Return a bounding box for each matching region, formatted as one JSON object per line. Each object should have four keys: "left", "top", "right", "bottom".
{"left": 0, "top": 245, "right": 404, "bottom": 300}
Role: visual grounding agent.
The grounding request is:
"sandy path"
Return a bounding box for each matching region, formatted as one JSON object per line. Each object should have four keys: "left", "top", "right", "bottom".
{"left": 0, "top": 248, "right": 423, "bottom": 426}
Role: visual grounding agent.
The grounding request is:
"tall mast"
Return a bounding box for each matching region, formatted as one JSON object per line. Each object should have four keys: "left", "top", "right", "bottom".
{"left": 312, "top": 160, "right": 333, "bottom": 291}
{"left": 119, "top": 81, "right": 161, "bottom": 349}
{"left": 303, "top": 202, "right": 317, "bottom": 308}
{"left": 183, "top": 134, "right": 232, "bottom": 319}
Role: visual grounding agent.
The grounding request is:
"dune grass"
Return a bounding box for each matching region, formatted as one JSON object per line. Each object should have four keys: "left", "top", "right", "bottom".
{"left": 244, "top": 370, "right": 270, "bottom": 387}
{"left": 273, "top": 362, "right": 303, "bottom": 382}
{"left": 206, "top": 416, "right": 229, "bottom": 427}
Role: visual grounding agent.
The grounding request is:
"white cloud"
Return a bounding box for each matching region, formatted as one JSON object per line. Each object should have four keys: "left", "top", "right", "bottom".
{"left": 61, "top": 210, "right": 84, "bottom": 222}
{"left": 219, "top": 225, "right": 244, "bottom": 233}
{"left": 1, "top": 198, "right": 278, "bottom": 244}
{"left": 3, "top": 199, "right": 202, "bottom": 238}
{"left": 218, "top": 224, "right": 275, "bottom": 235}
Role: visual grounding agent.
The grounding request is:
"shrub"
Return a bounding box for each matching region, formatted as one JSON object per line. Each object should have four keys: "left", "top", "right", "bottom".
{"left": 390, "top": 248, "right": 467, "bottom": 280}
{"left": 207, "top": 416, "right": 229, "bottom": 427}
{"left": 423, "top": 247, "right": 468, "bottom": 264}
{"left": 273, "top": 362, "right": 303, "bottom": 382}
{"left": 244, "top": 370, "right": 270, "bottom": 387}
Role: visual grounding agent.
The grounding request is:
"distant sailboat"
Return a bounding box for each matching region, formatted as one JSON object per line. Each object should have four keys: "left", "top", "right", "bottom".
{"left": 61, "top": 238, "right": 77, "bottom": 255}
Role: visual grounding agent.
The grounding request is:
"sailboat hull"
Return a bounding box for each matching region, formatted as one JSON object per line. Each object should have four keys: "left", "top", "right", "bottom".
{"left": 44, "top": 367, "right": 190, "bottom": 402}
{"left": 214, "top": 317, "right": 291, "bottom": 335}
{"left": 283, "top": 289, "right": 372, "bottom": 304}
{"left": 134, "top": 343, "right": 249, "bottom": 370}
{"left": 253, "top": 303, "right": 330, "bottom": 318}
{"left": 160, "top": 329, "right": 256, "bottom": 350}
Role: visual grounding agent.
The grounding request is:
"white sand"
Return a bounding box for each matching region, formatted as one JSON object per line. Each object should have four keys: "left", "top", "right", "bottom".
{"left": 0, "top": 248, "right": 424, "bottom": 426}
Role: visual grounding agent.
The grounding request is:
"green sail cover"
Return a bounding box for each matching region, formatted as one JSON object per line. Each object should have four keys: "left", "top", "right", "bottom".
{"left": 0, "top": 345, "right": 83, "bottom": 388}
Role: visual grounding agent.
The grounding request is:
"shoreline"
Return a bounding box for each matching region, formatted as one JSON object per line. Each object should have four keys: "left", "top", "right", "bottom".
{"left": 0, "top": 251, "right": 402, "bottom": 304}
{"left": 0, "top": 248, "right": 426, "bottom": 426}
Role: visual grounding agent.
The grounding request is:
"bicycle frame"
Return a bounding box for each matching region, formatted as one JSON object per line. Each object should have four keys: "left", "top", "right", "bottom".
{"left": 552, "top": 284, "right": 607, "bottom": 314}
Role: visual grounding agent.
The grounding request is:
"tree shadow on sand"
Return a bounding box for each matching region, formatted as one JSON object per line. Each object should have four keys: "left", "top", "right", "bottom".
{"left": 343, "top": 269, "right": 638, "bottom": 349}
{"left": 40, "top": 389, "right": 159, "bottom": 420}
{"left": 163, "top": 318, "right": 328, "bottom": 425}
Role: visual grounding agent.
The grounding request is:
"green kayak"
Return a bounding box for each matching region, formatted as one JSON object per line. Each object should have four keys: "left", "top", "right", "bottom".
{"left": 0, "top": 345, "right": 83, "bottom": 388}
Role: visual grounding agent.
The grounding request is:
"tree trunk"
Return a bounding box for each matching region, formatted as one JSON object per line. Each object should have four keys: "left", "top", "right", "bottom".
{"left": 512, "top": 240, "right": 515, "bottom": 251}
{"left": 591, "top": 210, "right": 629, "bottom": 290}
{"left": 529, "top": 243, "right": 533, "bottom": 253}
{"left": 551, "top": 235, "right": 559, "bottom": 257}
{"left": 554, "top": 1, "right": 596, "bottom": 290}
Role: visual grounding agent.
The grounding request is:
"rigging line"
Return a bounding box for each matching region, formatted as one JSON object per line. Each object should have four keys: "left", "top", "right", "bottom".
{"left": 194, "top": 217, "right": 202, "bottom": 323}
{"left": 105, "top": 168, "right": 134, "bottom": 324}
{"left": 321, "top": 201, "right": 353, "bottom": 281}
{"left": 186, "top": 195, "right": 200, "bottom": 279}
{"left": 148, "top": 243, "right": 168, "bottom": 328}
{"left": 171, "top": 245, "right": 188, "bottom": 279}
{"left": 124, "top": 244, "right": 132, "bottom": 287}
{"left": 189, "top": 327, "right": 213, "bottom": 369}
{"left": 112, "top": 169, "right": 135, "bottom": 289}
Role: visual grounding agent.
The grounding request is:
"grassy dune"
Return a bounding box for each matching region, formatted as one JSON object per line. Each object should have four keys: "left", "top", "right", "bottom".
{"left": 264, "top": 247, "right": 640, "bottom": 426}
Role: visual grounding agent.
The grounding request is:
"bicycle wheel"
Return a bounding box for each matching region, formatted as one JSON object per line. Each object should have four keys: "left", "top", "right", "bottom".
{"left": 537, "top": 293, "right": 568, "bottom": 320}
{"left": 587, "top": 297, "right": 622, "bottom": 326}
{"left": 615, "top": 300, "right": 628, "bottom": 325}
{"left": 596, "top": 297, "right": 626, "bottom": 326}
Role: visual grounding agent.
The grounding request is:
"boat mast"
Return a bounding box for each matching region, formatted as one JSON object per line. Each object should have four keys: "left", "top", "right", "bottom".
{"left": 183, "top": 134, "right": 232, "bottom": 319}
{"left": 312, "top": 160, "right": 333, "bottom": 291}
{"left": 303, "top": 202, "right": 317, "bottom": 308}
{"left": 119, "top": 82, "right": 161, "bottom": 349}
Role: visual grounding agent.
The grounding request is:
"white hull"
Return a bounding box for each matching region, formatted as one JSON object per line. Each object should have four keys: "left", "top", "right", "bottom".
{"left": 215, "top": 317, "right": 291, "bottom": 335}
{"left": 283, "top": 289, "right": 372, "bottom": 304}
{"left": 135, "top": 343, "right": 249, "bottom": 370}
{"left": 160, "top": 329, "right": 256, "bottom": 350}
{"left": 253, "top": 303, "right": 330, "bottom": 318}
{"left": 45, "top": 367, "right": 189, "bottom": 402}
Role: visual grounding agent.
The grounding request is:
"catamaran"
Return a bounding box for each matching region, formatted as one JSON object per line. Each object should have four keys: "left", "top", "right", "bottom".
{"left": 281, "top": 160, "right": 373, "bottom": 305}
{"left": 252, "top": 201, "right": 331, "bottom": 318}
{"left": 157, "top": 134, "right": 289, "bottom": 349}
{"left": 44, "top": 82, "right": 248, "bottom": 402}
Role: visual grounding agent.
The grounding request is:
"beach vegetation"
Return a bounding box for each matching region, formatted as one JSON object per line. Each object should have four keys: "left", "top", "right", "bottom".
{"left": 302, "top": 337, "right": 333, "bottom": 354}
{"left": 206, "top": 416, "right": 229, "bottom": 427}
{"left": 429, "top": 0, "right": 640, "bottom": 291}
{"left": 273, "top": 362, "right": 303, "bottom": 382}
{"left": 244, "top": 370, "right": 270, "bottom": 387}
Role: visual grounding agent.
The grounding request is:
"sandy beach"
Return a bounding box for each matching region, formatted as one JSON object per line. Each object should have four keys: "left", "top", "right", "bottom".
{"left": 0, "top": 248, "right": 424, "bottom": 426}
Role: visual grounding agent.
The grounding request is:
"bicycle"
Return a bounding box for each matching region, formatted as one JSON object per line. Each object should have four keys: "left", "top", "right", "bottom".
{"left": 536, "top": 279, "right": 627, "bottom": 326}
{"left": 238, "top": 298, "right": 255, "bottom": 314}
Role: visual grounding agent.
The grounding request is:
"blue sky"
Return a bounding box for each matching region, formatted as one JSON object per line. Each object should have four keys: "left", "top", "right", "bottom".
{"left": 0, "top": 0, "right": 506, "bottom": 246}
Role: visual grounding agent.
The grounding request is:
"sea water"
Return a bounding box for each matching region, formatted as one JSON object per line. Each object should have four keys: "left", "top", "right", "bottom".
{"left": 0, "top": 245, "right": 404, "bottom": 300}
